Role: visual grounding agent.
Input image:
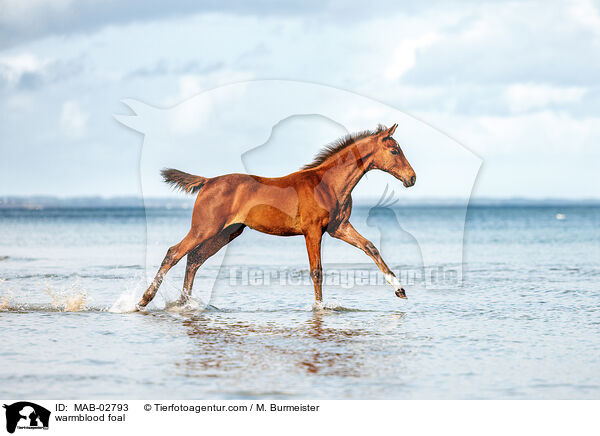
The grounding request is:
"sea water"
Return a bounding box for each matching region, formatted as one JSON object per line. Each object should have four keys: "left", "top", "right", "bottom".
{"left": 0, "top": 205, "right": 598, "bottom": 399}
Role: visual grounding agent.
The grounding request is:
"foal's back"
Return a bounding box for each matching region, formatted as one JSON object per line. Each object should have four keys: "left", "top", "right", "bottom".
{"left": 190, "top": 170, "right": 329, "bottom": 237}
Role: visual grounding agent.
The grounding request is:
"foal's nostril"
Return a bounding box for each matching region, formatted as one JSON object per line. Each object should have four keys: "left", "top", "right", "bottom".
{"left": 410, "top": 175, "right": 416, "bottom": 186}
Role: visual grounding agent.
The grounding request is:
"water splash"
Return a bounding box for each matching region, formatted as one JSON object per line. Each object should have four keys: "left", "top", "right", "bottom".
{"left": 311, "top": 299, "right": 360, "bottom": 312}
{"left": 44, "top": 285, "right": 89, "bottom": 311}
{"left": 0, "top": 290, "right": 13, "bottom": 310}
{"left": 165, "top": 296, "right": 211, "bottom": 313}
{"left": 108, "top": 274, "right": 156, "bottom": 313}
{"left": 109, "top": 290, "right": 140, "bottom": 313}
{"left": 0, "top": 277, "right": 10, "bottom": 310}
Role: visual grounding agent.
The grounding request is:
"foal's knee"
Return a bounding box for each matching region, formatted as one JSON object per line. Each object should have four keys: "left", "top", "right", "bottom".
{"left": 161, "top": 245, "right": 179, "bottom": 265}
{"left": 310, "top": 268, "right": 323, "bottom": 283}
{"left": 364, "top": 241, "right": 379, "bottom": 257}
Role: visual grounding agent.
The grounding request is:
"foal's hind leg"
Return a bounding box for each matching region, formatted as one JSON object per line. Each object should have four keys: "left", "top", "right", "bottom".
{"left": 180, "top": 246, "right": 204, "bottom": 304}
{"left": 137, "top": 232, "right": 202, "bottom": 309}
{"left": 180, "top": 224, "right": 246, "bottom": 303}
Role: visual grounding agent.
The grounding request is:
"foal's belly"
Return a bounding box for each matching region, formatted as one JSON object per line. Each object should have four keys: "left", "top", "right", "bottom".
{"left": 242, "top": 204, "right": 301, "bottom": 236}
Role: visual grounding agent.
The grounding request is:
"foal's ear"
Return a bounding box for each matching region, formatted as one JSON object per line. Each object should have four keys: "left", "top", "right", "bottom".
{"left": 387, "top": 123, "right": 398, "bottom": 136}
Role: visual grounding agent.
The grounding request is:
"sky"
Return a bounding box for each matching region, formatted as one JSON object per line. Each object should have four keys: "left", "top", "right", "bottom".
{"left": 0, "top": 0, "right": 598, "bottom": 199}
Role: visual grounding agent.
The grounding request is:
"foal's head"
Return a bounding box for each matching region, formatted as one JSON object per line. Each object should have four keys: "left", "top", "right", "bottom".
{"left": 370, "top": 124, "right": 416, "bottom": 188}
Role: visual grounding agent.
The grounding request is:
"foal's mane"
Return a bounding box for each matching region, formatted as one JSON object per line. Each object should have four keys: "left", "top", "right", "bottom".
{"left": 301, "top": 124, "right": 388, "bottom": 170}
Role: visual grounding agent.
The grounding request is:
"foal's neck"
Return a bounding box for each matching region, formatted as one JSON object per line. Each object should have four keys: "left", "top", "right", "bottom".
{"left": 317, "top": 141, "right": 374, "bottom": 202}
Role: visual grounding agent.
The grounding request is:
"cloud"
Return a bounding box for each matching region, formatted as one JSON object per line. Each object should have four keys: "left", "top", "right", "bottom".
{"left": 0, "top": 0, "right": 207, "bottom": 50}
{"left": 125, "top": 59, "right": 224, "bottom": 79}
{"left": 0, "top": 53, "right": 43, "bottom": 86}
{"left": 0, "top": 52, "right": 84, "bottom": 91}
{"left": 383, "top": 33, "right": 440, "bottom": 81}
{"left": 167, "top": 71, "right": 254, "bottom": 133}
{"left": 505, "top": 84, "right": 587, "bottom": 113}
{"left": 0, "top": 1, "right": 598, "bottom": 198}
{"left": 60, "top": 100, "right": 88, "bottom": 139}
{"left": 419, "top": 110, "right": 600, "bottom": 156}
{"left": 569, "top": 0, "right": 600, "bottom": 39}
{"left": 0, "top": 0, "right": 412, "bottom": 50}
{"left": 400, "top": 1, "right": 600, "bottom": 86}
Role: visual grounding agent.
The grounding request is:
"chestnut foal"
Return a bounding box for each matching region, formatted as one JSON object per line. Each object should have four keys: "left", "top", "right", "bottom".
{"left": 137, "top": 124, "right": 416, "bottom": 309}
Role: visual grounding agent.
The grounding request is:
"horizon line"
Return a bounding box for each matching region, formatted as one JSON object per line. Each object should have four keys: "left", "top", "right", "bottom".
{"left": 1, "top": 194, "right": 599, "bottom": 208}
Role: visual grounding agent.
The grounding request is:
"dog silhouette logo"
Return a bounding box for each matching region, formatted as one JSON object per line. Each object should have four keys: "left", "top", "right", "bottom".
{"left": 116, "top": 80, "right": 482, "bottom": 302}
{"left": 3, "top": 402, "right": 50, "bottom": 433}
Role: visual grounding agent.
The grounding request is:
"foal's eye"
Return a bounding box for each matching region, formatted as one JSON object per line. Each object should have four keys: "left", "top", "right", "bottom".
{"left": 390, "top": 149, "right": 399, "bottom": 155}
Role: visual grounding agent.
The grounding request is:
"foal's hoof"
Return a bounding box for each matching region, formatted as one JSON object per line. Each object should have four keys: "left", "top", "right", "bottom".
{"left": 395, "top": 288, "right": 408, "bottom": 299}
{"left": 176, "top": 296, "right": 190, "bottom": 306}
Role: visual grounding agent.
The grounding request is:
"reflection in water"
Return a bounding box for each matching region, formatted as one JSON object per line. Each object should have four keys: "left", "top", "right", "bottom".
{"left": 175, "top": 311, "right": 384, "bottom": 380}
{"left": 298, "top": 313, "right": 361, "bottom": 375}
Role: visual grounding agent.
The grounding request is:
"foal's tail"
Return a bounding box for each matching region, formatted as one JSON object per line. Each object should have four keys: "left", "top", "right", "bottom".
{"left": 161, "top": 168, "right": 207, "bottom": 194}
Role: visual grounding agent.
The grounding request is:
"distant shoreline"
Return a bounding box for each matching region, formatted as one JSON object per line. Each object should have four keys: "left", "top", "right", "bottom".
{"left": 1, "top": 196, "right": 599, "bottom": 209}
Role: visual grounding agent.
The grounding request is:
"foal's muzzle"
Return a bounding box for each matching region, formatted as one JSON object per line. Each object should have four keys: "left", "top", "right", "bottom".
{"left": 402, "top": 175, "right": 416, "bottom": 188}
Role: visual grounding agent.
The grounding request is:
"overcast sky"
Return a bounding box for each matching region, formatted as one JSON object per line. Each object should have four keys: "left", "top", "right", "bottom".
{"left": 0, "top": 0, "right": 598, "bottom": 198}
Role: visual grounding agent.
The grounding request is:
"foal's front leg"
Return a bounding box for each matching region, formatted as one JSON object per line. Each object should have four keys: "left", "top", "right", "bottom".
{"left": 329, "top": 222, "right": 407, "bottom": 298}
{"left": 304, "top": 230, "right": 323, "bottom": 302}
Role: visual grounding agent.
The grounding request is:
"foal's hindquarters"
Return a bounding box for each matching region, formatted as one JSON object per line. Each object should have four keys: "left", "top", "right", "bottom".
{"left": 137, "top": 173, "right": 303, "bottom": 309}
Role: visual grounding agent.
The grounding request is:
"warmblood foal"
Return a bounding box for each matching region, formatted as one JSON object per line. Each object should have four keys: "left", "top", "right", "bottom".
{"left": 137, "top": 123, "right": 416, "bottom": 309}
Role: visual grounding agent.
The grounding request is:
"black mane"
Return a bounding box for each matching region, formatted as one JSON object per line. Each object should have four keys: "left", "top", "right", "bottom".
{"left": 301, "top": 124, "right": 387, "bottom": 170}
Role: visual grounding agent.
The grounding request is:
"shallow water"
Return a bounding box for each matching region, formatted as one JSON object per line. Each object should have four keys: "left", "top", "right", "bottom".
{"left": 0, "top": 205, "right": 599, "bottom": 399}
